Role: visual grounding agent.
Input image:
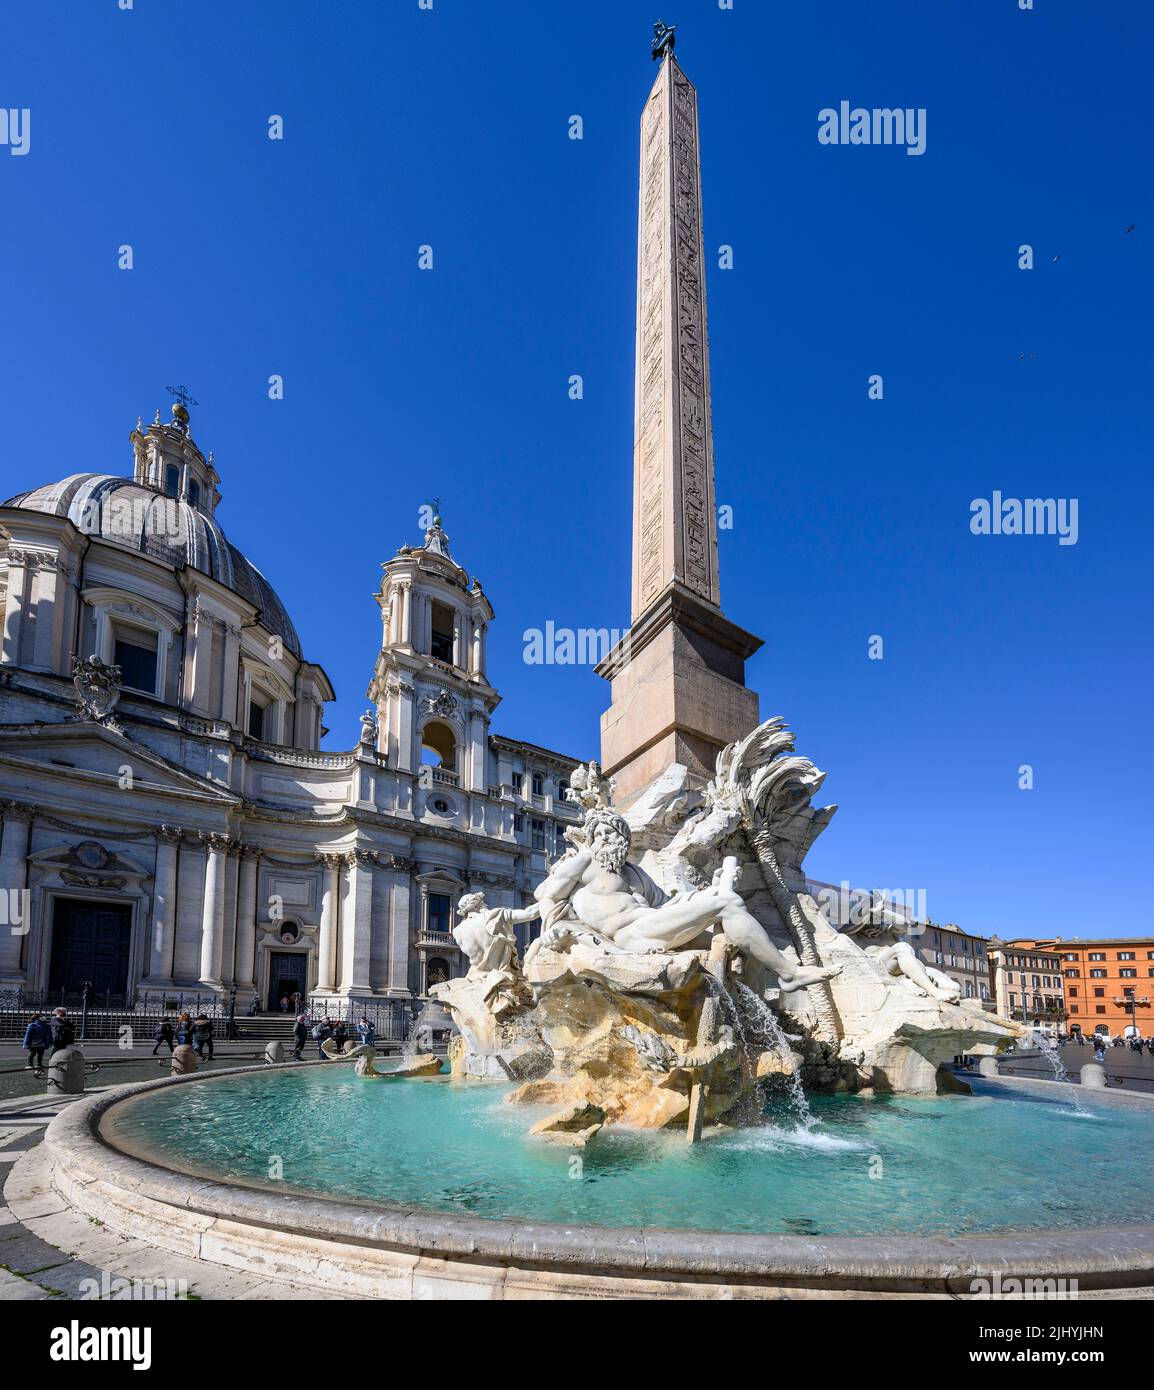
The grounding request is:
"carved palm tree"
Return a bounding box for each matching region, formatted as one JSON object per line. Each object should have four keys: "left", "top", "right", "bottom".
{"left": 706, "top": 719, "right": 843, "bottom": 1043}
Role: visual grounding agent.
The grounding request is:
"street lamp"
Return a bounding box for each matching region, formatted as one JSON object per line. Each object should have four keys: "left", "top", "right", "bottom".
{"left": 79, "top": 979, "right": 92, "bottom": 1042}
{"left": 1124, "top": 987, "right": 1138, "bottom": 1043}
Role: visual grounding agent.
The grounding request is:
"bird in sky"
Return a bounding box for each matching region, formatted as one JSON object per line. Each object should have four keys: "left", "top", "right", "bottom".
{"left": 1125, "top": 224, "right": 1136, "bottom": 234}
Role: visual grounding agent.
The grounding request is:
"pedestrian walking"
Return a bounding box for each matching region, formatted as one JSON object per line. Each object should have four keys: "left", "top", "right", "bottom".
{"left": 22, "top": 1013, "right": 52, "bottom": 1069}
{"left": 191, "top": 1015, "right": 214, "bottom": 1061}
{"left": 291, "top": 1014, "right": 310, "bottom": 1062}
{"left": 313, "top": 1017, "right": 333, "bottom": 1059}
{"left": 152, "top": 1019, "right": 175, "bottom": 1055}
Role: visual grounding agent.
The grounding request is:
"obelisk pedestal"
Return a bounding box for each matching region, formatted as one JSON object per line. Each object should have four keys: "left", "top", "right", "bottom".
{"left": 597, "top": 51, "right": 762, "bottom": 809}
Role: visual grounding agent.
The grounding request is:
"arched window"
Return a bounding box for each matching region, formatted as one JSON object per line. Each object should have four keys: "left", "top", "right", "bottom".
{"left": 420, "top": 721, "right": 456, "bottom": 771}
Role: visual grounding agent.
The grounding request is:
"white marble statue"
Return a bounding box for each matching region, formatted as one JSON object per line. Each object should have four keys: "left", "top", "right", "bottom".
{"left": 358, "top": 708, "right": 377, "bottom": 747}
{"left": 527, "top": 808, "right": 841, "bottom": 995}
{"left": 435, "top": 891, "right": 540, "bottom": 1018}
{"left": 453, "top": 891, "right": 532, "bottom": 973}
{"left": 864, "top": 940, "right": 962, "bottom": 1003}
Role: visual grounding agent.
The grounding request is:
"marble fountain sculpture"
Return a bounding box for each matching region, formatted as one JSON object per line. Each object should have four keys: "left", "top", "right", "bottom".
{"left": 427, "top": 718, "right": 1022, "bottom": 1144}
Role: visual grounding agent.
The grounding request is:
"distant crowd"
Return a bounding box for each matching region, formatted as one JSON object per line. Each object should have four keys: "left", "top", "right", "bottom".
{"left": 21, "top": 1003, "right": 380, "bottom": 1069}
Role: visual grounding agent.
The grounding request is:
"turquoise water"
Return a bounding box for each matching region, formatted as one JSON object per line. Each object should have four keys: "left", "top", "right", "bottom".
{"left": 104, "top": 1067, "right": 1154, "bottom": 1237}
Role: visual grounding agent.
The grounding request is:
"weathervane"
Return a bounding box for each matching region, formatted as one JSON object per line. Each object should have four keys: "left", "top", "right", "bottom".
{"left": 166, "top": 384, "right": 199, "bottom": 410}
{"left": 652, "top": 20, "right": 676, "bottom": 62}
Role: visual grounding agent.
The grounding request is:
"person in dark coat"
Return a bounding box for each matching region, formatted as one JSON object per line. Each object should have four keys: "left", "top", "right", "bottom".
{"left": 313, "top": 1018, "right": 333, "bottom": 1059}
{"left": 331, "top": 1020, "right": 348, "bottom": 1052}
{"left": 152, "top": 1019, "right": 175, "bottom": 1055}
{"left": 191, "top": 1015, "right": 214, "bottom": 1061}
{"left": 51, "top": 1009, "right": 76, "bottom": 1051}
{"left": 291, "top": 1014, "right": 309, "bottom": 1062}
{"left": 22, "top": 1013, "right": 52, "bottom": 1069}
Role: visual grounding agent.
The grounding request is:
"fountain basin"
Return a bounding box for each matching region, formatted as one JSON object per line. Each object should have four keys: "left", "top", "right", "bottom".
{"left": 40, "top": 1064, "right": 1154, "bottom": 1300}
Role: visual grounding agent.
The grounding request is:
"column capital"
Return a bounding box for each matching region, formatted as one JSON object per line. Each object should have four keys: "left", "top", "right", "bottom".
{"left": 316, "top": 852, "right": 346, "bottom": 872}
{"left": 157, "top": 825, "right": 185, "bottom": 845}
{"left": 199, "top": 831, "right": 234, "bottom": 854}
{"left": 238, "top": 842, "right": 263, "bottom": 861}
{"left": 2, "top": 801, "right": 33, "bottom": 824}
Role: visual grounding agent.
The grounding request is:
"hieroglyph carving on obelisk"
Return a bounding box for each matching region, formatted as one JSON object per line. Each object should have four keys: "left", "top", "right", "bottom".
{"left": 631, "top": 54, "right": 721, "bottom": 622}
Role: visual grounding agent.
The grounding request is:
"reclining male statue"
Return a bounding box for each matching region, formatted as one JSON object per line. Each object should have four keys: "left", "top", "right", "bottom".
{"left": 525, "top": 808, "right": 841, "bottom": 995}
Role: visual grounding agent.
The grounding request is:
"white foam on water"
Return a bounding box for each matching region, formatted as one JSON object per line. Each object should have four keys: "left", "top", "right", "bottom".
{"left": 713, "top": 1125, "right": 867, "bottom": 1155}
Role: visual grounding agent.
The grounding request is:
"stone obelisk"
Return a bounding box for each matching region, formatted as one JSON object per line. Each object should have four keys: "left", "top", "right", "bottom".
{"left": 597, "top": 40, "right": 763, "bottom": 808}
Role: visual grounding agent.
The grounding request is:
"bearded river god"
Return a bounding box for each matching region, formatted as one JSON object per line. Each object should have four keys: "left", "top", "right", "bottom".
{"left": 525, "top": 808, "right": 841, "bottom": 994}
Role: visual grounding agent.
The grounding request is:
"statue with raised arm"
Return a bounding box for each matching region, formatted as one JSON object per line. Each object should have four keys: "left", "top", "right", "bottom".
{"left": 428, "top": 891, "right": 541, "bottom": 1024}
{"left": 453, "top": 891, "right": 537, "bottom": 979}
{"left": 529, "top": 807, "right": 841, "bottom": 995}
{"left": 652, "top": 20, "right": 677, "bottom": 62}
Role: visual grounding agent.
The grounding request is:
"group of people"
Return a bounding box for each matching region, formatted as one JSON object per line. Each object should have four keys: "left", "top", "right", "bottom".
{"left": 277, "top": 992, "right": 304, "bottom": 1014}
{"left": 152, "top": 1013, "right": 215, "bottom": 1060}
{"left": 21, "top": 1005, "right": 381, "bottom": 1069}
{"left": 1062, "top": 1030, "right": 1154, "bottom": 1059}
{"left": 20, "top": 1008, "right": 75, "bottom": 1069}
{"left": 290, "top": 1014, "right": 376, "bottom": 1062}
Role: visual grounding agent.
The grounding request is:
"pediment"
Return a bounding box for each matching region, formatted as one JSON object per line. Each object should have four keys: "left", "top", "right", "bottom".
{"left": 0, "top": 720, "right": 238, "bottom": 804}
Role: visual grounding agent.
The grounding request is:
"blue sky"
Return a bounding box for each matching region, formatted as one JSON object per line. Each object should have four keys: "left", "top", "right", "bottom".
{"left": 0, "top": 0, "right": 1150, "bottom": 938}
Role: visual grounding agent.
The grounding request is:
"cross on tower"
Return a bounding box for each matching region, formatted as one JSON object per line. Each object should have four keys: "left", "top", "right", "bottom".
{"left": 166, "top": 384, "right": 199, "bottom": 409}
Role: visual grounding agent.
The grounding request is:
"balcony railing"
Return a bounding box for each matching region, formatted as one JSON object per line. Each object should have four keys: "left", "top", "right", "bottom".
{"left": 417, "top": 929, "right": 457, "bottom": 950}
{"left": 431, "top": 767, "right": 459, "bottom": 787}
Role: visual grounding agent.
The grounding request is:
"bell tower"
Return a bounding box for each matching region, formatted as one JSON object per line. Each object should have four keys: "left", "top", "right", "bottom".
{"left": 368, "top": 511, "right": 500, "bottom": 798}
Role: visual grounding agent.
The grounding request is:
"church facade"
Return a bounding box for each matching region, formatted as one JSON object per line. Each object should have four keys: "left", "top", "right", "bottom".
{"left": 0, "top": 402, "right": 580, "bottom": 1016}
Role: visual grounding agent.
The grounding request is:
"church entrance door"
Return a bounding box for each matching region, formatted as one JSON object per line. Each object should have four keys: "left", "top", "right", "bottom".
{"left": 269, "top": 952, "right": 309, "bottom": 1011}
{"left": 48, "top": 898, "right": 133, "bottom": 1003}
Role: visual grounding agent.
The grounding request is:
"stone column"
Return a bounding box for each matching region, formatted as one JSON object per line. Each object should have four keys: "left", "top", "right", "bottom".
{"left": 0, "top": 803, "right": 32, "bottom": 983}
{"left": 386, "top": 858, "right": 413, "bottom": 995}
{"left": 1, "top": 553, "right": 30, "bottom": 667}
{"left": 316, "top": 853, "right": 342, "bottom": 993}
{"left": 220, "top": 623, "right": 242, "bottom": 726}
{"left": 467, "top": 709, "right": 486, "bottom": 792}
{"left": 340, "top": 850, "right": 375, "bottom": 995}
{"left": 147, "top": 827, "right": 182, "bottom": 982}
{"left": 234, "top": 844, "right": 261, "bottom": 991}
{"left": 394, "top": 680, "right": 415, "bottom": 774}
{"left": 198, "top": 833, "right": 229, "bottom": 987}
{"left": 400, "top": 583, "right": 412, "bottom": 646}
{"left": 30, "top": 554, "right": 62, "bottom": 673}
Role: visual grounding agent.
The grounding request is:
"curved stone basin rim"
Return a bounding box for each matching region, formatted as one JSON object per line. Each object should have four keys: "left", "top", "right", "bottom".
{"left": 45, "top": 1064, "right": 1154, "bottom": 1290}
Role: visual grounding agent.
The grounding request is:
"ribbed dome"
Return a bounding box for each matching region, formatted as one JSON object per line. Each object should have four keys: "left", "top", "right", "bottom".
{"left": 3, "top": 473, "right": 301, "bottom": 655}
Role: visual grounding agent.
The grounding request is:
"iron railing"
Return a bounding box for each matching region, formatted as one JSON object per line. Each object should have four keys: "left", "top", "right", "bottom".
{"left": 0, "top": 988, "right": 416, "bottom": 1043}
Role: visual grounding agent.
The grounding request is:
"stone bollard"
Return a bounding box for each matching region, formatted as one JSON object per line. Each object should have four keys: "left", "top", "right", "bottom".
{"left": 265, "top": 1040, "right": 284, "bottom": 1064}
{"left": 46, "top": 1046, "right": 86, "bottom": 1095}
{"left": 171, "top": 1044, "right": 198, "bottom": 1076}
{"left": 977, "top": 1055, "right": 1000, "bottom": 1078}
{"left": 1080, "top": 1063, "right": 1107, "bottom": 1089}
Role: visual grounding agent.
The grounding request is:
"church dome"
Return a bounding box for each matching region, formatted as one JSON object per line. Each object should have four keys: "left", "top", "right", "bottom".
{"left": 3, "top": 472, "right": 302, "bottom": 655}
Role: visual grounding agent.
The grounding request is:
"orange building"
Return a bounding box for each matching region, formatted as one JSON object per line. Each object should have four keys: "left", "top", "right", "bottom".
{"left": 1026, "top": 937, "right": 1154, "bottom": 1038}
